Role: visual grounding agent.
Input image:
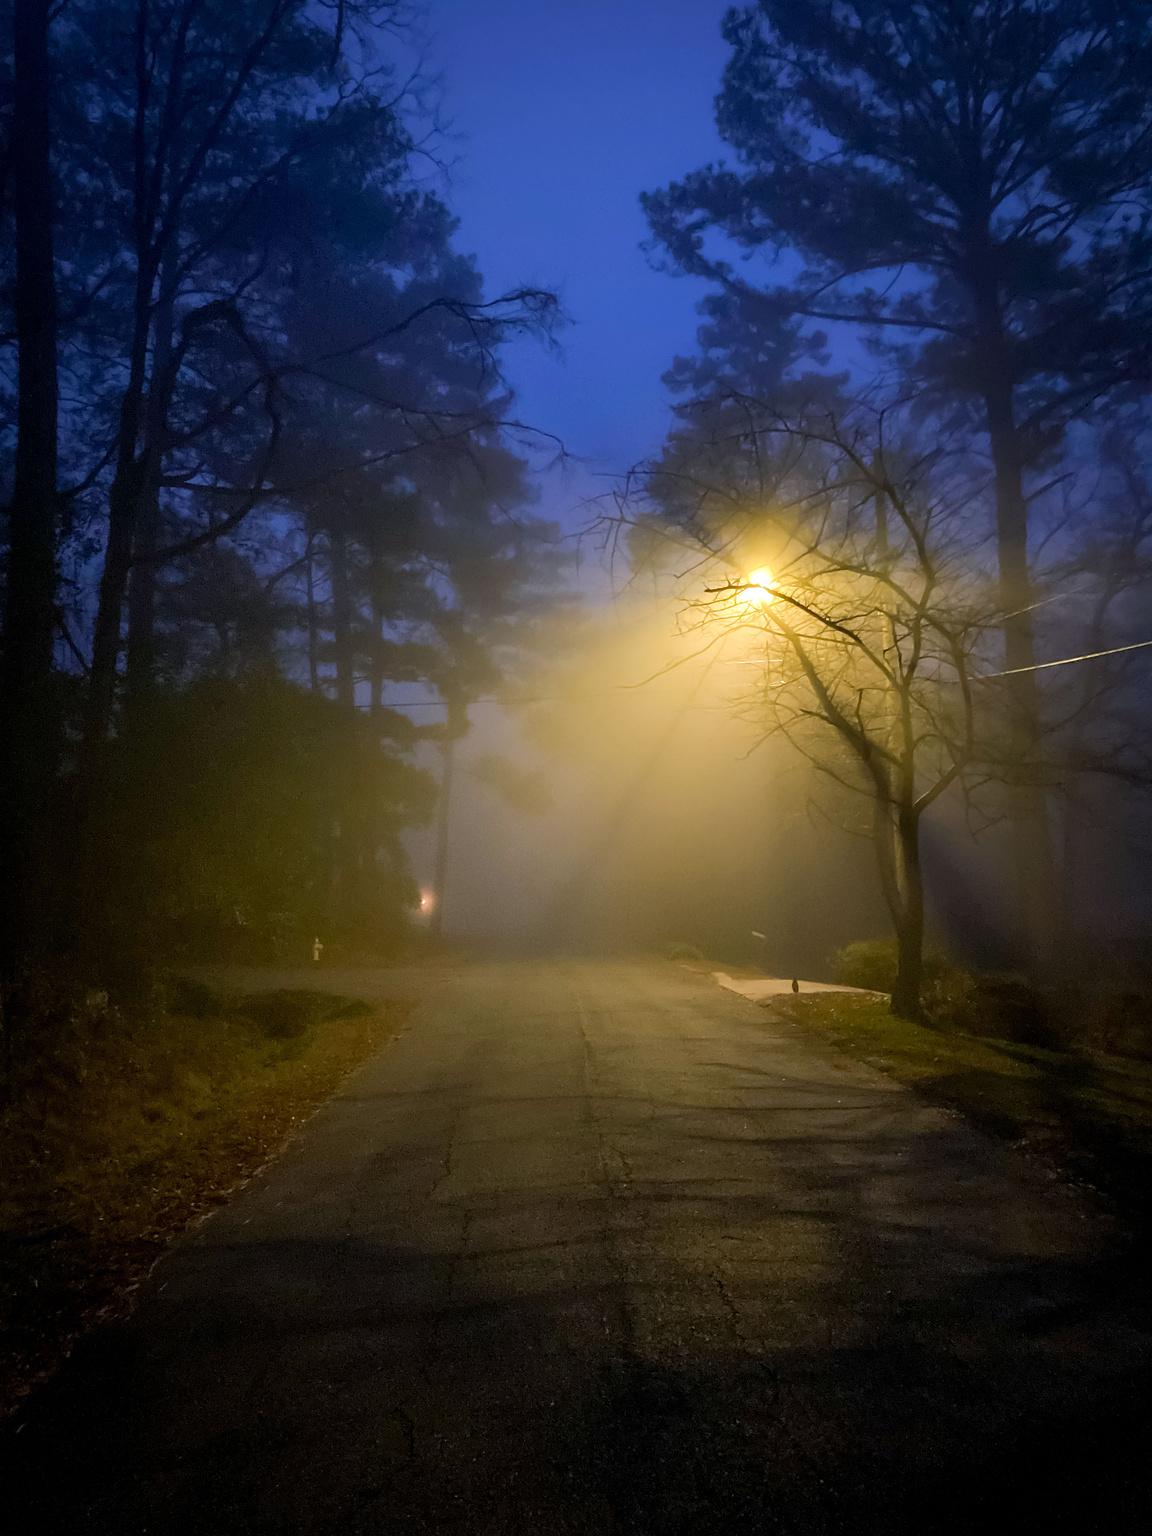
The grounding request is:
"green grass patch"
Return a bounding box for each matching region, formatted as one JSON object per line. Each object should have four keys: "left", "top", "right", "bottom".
{"left": 0, "top": 984, "right": 413, "bottom": 1418}
{"left": 771, "top": 993, "right": 1152, "bottom": 1222}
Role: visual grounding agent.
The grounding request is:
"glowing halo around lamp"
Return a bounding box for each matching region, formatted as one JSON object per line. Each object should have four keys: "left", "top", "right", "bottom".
{"left": 740, "top": 567, "right": 775, "bottom": 608}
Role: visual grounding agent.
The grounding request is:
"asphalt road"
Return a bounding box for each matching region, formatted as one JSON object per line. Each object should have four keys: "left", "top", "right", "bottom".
{"left": 9, "top": 959, "right": 1152, "bottom": 1533}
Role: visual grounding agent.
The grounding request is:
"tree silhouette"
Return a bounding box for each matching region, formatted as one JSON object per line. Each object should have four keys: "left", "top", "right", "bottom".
{"left": 644, "top": 0, "right": 1152, "bottom": 958}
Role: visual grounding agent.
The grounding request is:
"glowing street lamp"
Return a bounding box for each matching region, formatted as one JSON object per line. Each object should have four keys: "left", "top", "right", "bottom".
{"left": 706, "top": 566, "right": 777, "bottom": 622}
{"left": 741, "top": 567, "right": 775, "bottom": 608}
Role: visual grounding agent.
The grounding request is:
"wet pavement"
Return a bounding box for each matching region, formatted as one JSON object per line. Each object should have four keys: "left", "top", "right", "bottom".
{"left": 7, "top": 958, "right": 1152, "bottom": 1532}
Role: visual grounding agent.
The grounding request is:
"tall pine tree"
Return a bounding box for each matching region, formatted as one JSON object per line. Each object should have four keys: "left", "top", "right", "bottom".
{"left": 644, "top": 0, "right": 1152, "bottom": 961}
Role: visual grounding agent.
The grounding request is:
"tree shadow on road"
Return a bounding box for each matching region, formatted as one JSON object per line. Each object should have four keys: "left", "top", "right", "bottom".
{"left": 6, "top": 1056, "right": 1152, "bottom": 1536}
{"left": 4, "top": 1230, "right": 1152, "bottom": 1535}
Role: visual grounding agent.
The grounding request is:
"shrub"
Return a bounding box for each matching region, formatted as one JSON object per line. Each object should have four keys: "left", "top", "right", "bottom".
{"left": 921, "top": 964, "right": 979, "bottom": 1032}
{"left": 1084, "top": 991, "right": 1152, "bottom": 1060}
{"left": 834, "top": 936, "right": 968, "bottom": 989}
{"left": 833, "top": 938, "right": 900, "bottom": 992}
{"left": 168, "top": 976, "right": 225, "bottom": 1019}
{"left": 832, "top": 937, "right": 977, "bottom": 1029}
{"left": 666, "top": 942, "right": 706, "bottom": 963}
{"left": 235, "top": 989, "right": 357, "bottom": 1040}
{"left": 964, "top": 977, "right": 1060, "bottom": 1048}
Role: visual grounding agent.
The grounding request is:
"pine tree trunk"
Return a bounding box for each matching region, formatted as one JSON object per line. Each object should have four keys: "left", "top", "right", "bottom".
{"left": 86, "top": 464, "right": 142, "bottom": 750}
{"left": 306, "top": 532, "right": 321, "bottom": 693}
{"left": 85, "top": 266, "right": 155, "bottom": 760}
{"left": 329, "top": 531, "right": 355, "bottom": 710}
{"left": 4, "top": 0, "right": 57, "bottom": 703}
{"left": 125, "top": 495, "right": 159, "bottom": 720}
{"left": 983, "top": 375, "right": 1052, "bottom": 970}
{"left": 369, "top": 543, "right": 385, "bottom": 721}
{"left": 1, "top": 0, "right": 59, "bottom": 964}
{"left": 969, "top": 258, "right": 1051, "bottom": 972}
{"left": 125, "top": 264, "right": 178, "bottom": 726}
{"left": 84, "top": 3, "right": 162, "bottom": 762}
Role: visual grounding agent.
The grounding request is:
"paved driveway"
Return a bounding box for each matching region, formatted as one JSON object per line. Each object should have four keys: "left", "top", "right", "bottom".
{"left": 8, "top": 959, "right": 1152, "bottom": 1532}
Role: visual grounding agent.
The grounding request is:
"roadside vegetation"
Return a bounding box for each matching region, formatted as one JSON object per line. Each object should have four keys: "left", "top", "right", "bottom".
{"left": 778, "top": 939, "right": 1152, "bottom": 1226}
{"left": 671, "top": 935, "right": 1152, "bottom": 1224}
{"left": 0, "top": 980, "right": 413, "bottom": 1418}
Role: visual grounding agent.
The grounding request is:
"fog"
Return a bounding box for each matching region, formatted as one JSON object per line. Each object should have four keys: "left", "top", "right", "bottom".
{"left": 408, "top": 566, "right": 1152, "bottom": 983}
{"left": 411, "top": 586, "right": 887, "bottom": 974}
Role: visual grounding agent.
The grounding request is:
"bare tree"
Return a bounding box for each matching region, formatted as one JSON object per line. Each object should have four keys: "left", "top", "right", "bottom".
{"left": 643, "top": 0, "right": 1152, "bottom": 965}
{"left": 630, "top": 398, "right": 992, "bottom": 1018}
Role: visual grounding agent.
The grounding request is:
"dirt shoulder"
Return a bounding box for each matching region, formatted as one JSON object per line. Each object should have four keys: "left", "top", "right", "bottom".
{"left": 0, "top": 972, "right": 433, "bottom": 1417}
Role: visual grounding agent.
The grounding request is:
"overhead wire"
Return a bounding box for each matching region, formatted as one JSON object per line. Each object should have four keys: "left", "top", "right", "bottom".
{"left": 987, "top": 637, "right": 1152, "bottom": 677}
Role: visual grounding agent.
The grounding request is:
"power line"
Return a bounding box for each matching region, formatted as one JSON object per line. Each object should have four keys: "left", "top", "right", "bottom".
{"left": 989, "top": 637, "right": 1152, "bottom": 677}
{"left": 385, "top": 695, "right": 569, "bottom": 708}
{"left": 382, "top": 635, "right": 1152, "bottom": 704}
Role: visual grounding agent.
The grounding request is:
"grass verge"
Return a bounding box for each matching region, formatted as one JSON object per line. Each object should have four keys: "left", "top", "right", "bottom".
{"left": 770, "top": 992, "right": 1152, "bottom": 1225}
{"left": 0, "top": 983, "right": 414, "bottom": 1418}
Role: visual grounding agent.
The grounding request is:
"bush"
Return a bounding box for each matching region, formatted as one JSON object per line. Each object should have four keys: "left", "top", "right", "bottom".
{"left": 666, "top": 942, "right": 706, "bottom": 963}
{"left": 167, "top": 976, "right": 225, "bottom": 1019}
{"left": 834, "top": 936, "right": 968, "bottom": 989}
{"left": 833, "top": 938, "right": 900, "bottom": 993}
{"left": 832, "top": 937, "right": 978, "bottom": 1029}
{"left": 1084, "top": 991, "right": 1152, "bottom": 1060}
{"left": 833, "top": 939, "right": 1152, "bottom": 1057}
{"left": 961, "top": 977, "right": 1060, "bottom": 1048}
{"left": 235, "top": 989, "right": 357, "bottom": 1040}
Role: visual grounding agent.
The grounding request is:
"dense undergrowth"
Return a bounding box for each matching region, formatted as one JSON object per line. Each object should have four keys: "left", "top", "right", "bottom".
{"left": 0, "top": 979, "right": 413, "bottom": 1418}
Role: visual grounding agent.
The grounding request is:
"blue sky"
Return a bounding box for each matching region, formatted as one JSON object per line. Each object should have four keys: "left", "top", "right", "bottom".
{"left": 424, "top": 0, "right": 733, "bottom": 486}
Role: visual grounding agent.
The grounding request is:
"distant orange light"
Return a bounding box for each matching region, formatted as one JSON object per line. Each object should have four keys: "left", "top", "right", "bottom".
{"left": 418, "top": 889, "right": 436, "bottom": 913}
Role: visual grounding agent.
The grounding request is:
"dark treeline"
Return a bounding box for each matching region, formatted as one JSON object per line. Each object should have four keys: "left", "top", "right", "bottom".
{"left": 0, "top": 0, "right": 561, "bottom": 1025}
{"left": 636, "top": 0, "right": 1152, "bottom": 1010}
{"left": 6, "top": 0, "right": 1152, "bottom": 1036}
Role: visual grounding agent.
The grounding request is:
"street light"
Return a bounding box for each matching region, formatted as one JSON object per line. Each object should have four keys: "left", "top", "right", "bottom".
{"left": 740, "top": 567, "right": 775, "bottom": 609}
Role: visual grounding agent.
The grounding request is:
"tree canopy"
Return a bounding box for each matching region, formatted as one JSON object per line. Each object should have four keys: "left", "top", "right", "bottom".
{"left": 0, "top": 0, "right": 565, "bottom": 991}
{"left": 642, "top": 0, "right": 1152, "bottom": 969}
